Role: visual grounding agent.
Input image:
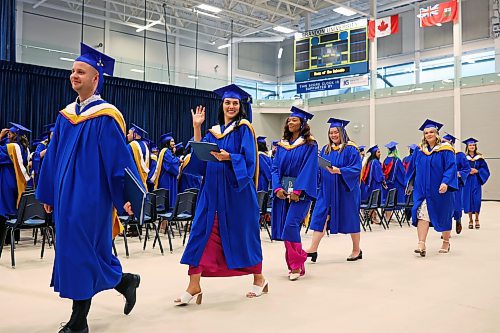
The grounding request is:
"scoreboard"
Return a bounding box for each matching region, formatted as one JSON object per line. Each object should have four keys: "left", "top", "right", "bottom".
{"left": 294, "top": 19, "right": 369, "bottom": 83}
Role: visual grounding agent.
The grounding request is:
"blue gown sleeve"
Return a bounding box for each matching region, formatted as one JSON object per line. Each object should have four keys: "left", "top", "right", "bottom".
{"left": 228, "top": 125, "right": 257, "bottom": 190}
{"left": 404, "top": 153, "right": 416, "bottom": 186}
{"left": 271, "top": 147, "right": 282, "bottom": 192}
{"left": 182, "top": 136, "right": 208, "bottom": 177}
{"left": 259, "top": 155, "right": 272, "bottom": 182}
{"left": 0, "top": 144, "right": 12, "bottom": 164}
{"left": 477, "top": 159, "right": 490, "bottom": 185}
{"left": 338, "top": 146, "right": 362, "bottom": 192}
{"left": 98, "top": 117, "right": 144, "bottom": 213}
{"left": 394, "top": 159, "right": 406, "bottom": 186}
{"left": 292, "top": 142, "right": 319, "bottom": 198}
{"left": 31, "top": 143, "right": 46, "bottom": 174}
{"left": 147, "top": 158, "right": 157, "bottom": 181}
{"left": 162, "top": 150, "right": 180, "bottom": 176}
{"left": 456, "top": 153, "right": 470, "bottom": 186}
{"left": 372, "top": 160, "right": 385, "bottom": 183}
{"left": 36, "top": 119, "right": 61, "bottom": 206}
{"left": 441, "top": 150, "right": 458, "bottom": 191}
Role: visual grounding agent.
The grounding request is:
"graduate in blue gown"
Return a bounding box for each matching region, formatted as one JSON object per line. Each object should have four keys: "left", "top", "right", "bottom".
{"left": 441, "top": 134, "right": 471, "bottom": 234}
{"left": 306, "top": 118, "right": 362, "bottom": 263}
{"left": 31, "top": 123, "right": 55, "bottom": 188}
{"left": 257, "top": 136, "right": 272, "bottom": 192}
{"left": 402, "top": 144, "right": 417, "bottom": 173}
{"left": 0, "top": 123, "right": 31, "bottom": 245}
{"left": 178, "top": 140, "right": 202, "bottom": 193}
{"left": 151, "top": 133, "right": 180, "bottom": 208}
{"left": 382, "top": 141, "right": 406, "bottom": 210}
{"left": 126, "top": 124, "right": 150, "bottom": 189}
{"left": 408, "top": 119, "right": 458, "bottom": 257}
{"left": 462, "top": 138, "right": 490, "bottom": 229}
{"left": 176, "top": 84, "right": 267, "bottom": 306}
{"left": 146, "top": 139, "right": 158, "bottom": 192}
{"left": 35, "top": 44, "right": 141, "bottom": 333}
{"left": 360, "top": 145, "right": 386, "bottom": 218}
{"left": 271, "top": 106, "right": 318, "bottom": 281}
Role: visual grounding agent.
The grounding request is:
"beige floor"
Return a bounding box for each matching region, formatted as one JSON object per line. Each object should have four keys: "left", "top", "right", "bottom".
{"left": 1, "top": 202, "right": 499, "bottom": 333}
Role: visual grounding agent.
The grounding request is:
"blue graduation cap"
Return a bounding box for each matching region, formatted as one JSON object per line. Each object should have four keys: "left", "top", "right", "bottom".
{"left": 31, "top": 139, "right": 42, "bottom": 148}
{"left": 75, "top": 43, "right": 115, "bottom": 94}
{"left": 160, "top": 132, "right": 174, "bottom": 145}
{"left": 272, "top": 140, "right": 278, "bottom": 147}
{"left": 150, "top": 142, "right": 159, "bottom": 152}
{"left": 257, "top": 136, "right": 267, "bottom": 144}
{"left": 38, "top": 132, "right": 50, "bottom": 141}
{"left": 367, "top": 145, "right": 379, "bottom": 155}
{"left": 213, "top": 84, "right": 253, "bottom": 122}
{"left": 385, "top": 141, "right": 398, "bottom": 151}
{"left": 130, "top": 123, "right": 148, "bottom": 138}
{"left": 327, "top": 117, "right": 350, "bottom": 128}
{"left": 9, "top": 122, "right": 32, "bottom": 135}
{"left": 462, "top": 137, "right": 478, "bottom": 145}
{"left": 419, "top": 119, "right": 443, "bottom": 131}
{"left": 408, "top": 144, "right": 418, "bottom": 151}
{"left": 289, "top": 106, "right": 314, "bottom": 122}
{"left": 442, "top": 133, "right": 457, "bottom": 144}
{"left": 43, "top": 123, "right": 56, "bottom": 132}
{"left": 174, "top": 143, "right": 184, "bottom": 150}
{"left": 358, "top": 145, "right": 366, "bottom": 152}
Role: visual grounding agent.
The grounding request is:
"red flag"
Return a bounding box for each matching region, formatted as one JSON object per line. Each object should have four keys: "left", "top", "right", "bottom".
{"left": 368, "top": 15, "right": 399, "bottom": 40}
{"left": 418, "top": 0, "right": 458, "bottom": 28}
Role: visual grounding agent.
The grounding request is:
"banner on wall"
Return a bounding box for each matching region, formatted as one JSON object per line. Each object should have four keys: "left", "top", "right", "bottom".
{"left": 418, "top": 0, "right": 458, "bottom": 28}
{"left": 296, "top": 78, "right": 340, "bottom": 93}
{"left": 340, "top": 75, "right": 369, "bottom": 88}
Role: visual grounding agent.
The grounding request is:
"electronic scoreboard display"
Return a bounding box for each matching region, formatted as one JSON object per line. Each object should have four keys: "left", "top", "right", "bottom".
{"left": 294, "top": 19, "right": 369, "bottom": 83}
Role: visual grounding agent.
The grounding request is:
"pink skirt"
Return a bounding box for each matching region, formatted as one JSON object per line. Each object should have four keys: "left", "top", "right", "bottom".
{"left": 188, "top": 214, "right": 262, "bottom": 277}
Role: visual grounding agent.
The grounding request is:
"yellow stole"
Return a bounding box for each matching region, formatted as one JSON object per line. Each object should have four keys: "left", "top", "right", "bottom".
{"left": 418, "top": 142, "right": 455, "bottom": 156}
{"left": 6, "top": 143, "right": 29, "bottom": 206}
{"left": 129, "top": 141, "right": 149, "bottom": 188}
{"left": 152, "top": 148, "right": 168, "bottom": 189}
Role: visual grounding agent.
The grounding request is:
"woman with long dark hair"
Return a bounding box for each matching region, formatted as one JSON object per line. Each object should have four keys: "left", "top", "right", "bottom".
{"left": 271, "top": 106, "right": 318, "bottom": 281}
{"left": 176, "top": 84, "right": 267, "bottom": 305}
{"left": 257, "top": 136, "right": 272, "bottom": 192}
{"left": 409, "top": 119, "right": 457, "bottom": 257}
{"left": 306, "top": 118, "right": 362, "bottom": 262}
{"left": 151, "top": 133, "right": 180, "bottom": 208}
{"left": 462, "top": 138, "right": 490, "bottom": 229}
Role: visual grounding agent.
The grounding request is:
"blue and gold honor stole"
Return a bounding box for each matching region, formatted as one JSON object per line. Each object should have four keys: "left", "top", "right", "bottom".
{"left": 177, "top": 153, "right": 192, "bottom": 186}
{"left": 151, "top": 148, "right": 169, "bottom": 189}
{"left": 418, "top": 141, "right": 455, "bottom": 156}
{"left": 6, "top": 143, "right": 31, "bottom": 206}
{"left": 466, "top": 154, "right": 484, "bottom": 161}
{"left": 60, "top": 100, "right": 126, "bottom": 238}
{"left": 208, "top": 119, "right": 259, "bottom": 188}
{"left": 129, "top": 140, "right": 150, "bottom": 188}
{"left": 277, "top": 135, "right": 317, "bottom": 151}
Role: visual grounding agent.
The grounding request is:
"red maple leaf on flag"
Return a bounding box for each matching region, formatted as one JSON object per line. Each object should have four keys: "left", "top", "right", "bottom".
{"left": 378, "top": 20, "right": 389, "bottom": 32}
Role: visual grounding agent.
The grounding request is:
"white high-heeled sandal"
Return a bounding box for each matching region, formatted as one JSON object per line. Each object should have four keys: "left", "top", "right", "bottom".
{"left": 174, "top": 291, "right": 203, "bottom": 306}
{"left": 246, "top": 281, "right": 269, "bottom": 298}
{"left": 289, "top": 272, "right": 301, "bottom": 281}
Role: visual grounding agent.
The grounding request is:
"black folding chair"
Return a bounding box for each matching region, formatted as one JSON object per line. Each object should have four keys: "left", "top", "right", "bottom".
{"left": 142, "top": 193, "right": 164, "bottom": 255}
{"left": 0, "top": 192, "right": 53, "bottom": 268}
{"left": 380, "top": 188, "right": 398, "bottom": 228}
{"left": 257, "top": 191, "right": 272, "bottom": 242}
{"left": 152, "top": 188, "right": 170, "bottom": 216}
{"left": 359, "top": 189, "right": 381, "bottom": 232}
{"left": 184, "top": 188, "right": 199, "bottom": 195}
{"left": 395, "top": 191, "right": 413, "bottom": 227}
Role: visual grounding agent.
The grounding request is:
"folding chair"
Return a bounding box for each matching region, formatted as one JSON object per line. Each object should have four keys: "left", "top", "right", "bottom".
{"left": 0, "top": 192, "right": 52, "bottom": 268}
{"left": 359, "top": 189, "right": 381, "bottom": 232}
{"left": 380, "top": 188, "right": 398, "bottom": 228}
{"left": 141, "top": 193, "right": 164, "bottom": 255}
{"left": 257, "top": 191, "right": 272, "bottom": 241}
{"left": 395, "top": 191, "right": 413, "bottom": 227}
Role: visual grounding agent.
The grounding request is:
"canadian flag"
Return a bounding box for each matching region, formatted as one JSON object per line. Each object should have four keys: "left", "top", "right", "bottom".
{"left": 368, "top": 15, "right": 399, "bottom": 40}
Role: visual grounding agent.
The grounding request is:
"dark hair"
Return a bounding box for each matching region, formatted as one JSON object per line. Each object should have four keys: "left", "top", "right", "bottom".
{"left": 162, "top": 138, "right": 174, "bottom": 151}
{"left": 367, "top": 149, "right": 380, "bottom": 163}
{"left": 257, "top": 141, "right": 268, "bottom": 153}
{"left": 282, "top": 118, "right": 315, "bottom": 145}
{"left": 465, "top": 143, "right": 481, "bottom": 156}
{"left": 217, "top": 99, "right": 247, "bottom": 125}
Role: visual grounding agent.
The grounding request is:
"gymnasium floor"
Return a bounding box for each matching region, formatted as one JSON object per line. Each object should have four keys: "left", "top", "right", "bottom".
{"left": 1, "top": 202, "right": 499, "bottom": 333}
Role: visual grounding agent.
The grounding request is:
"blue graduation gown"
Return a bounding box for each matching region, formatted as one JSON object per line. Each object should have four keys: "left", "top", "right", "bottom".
{"left": 410, "top": 143, "right": 458, "bottom": 232}
{"left": 463, "top": 154, "right": 490, "bottom": 213}
{"left": 310, "top": 143, "right": 361, "bottom": 234}
{"left": 32, "top": 140, "right": 48, "bottom": 188}
{"left": 0, "top": 141, "right": 29, "bottom": 218}
{"left": 382, "top": 156, "right": 406, "bottom": 205}
{"left": 452, "top": 152, "right": 471, "bottom": 220}
{"left": 271, "top": 137, "right": 318, "bottom": 243}
{"left": 178, "top": 154, "right": 202, "bottom": 192}
{"left": 147, "top": 154, "right": 157, "bottom": 192}
{"left": 155, "top": 148, "right": 180, "bottom": 208}
{"left": 36, "top": 100, "right": 143, "bottom": 300}
{"left": 257, "top": 152, "right": 272, "bottom": 192}
{"left": 180, "top": 120, "right": 262, "bottom": 269}
{"left": 360, "top": 159, "right": 384, "bottom": 202}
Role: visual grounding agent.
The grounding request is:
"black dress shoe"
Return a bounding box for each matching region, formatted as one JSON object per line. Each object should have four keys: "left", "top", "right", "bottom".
{"left": 58, "top": 325, "right": 89, "bottom": 333}
{"left": 307, "top": 252, "right": 318, "bottom": 263}
{"left": 346, "top": 250, "right": 363, "bottom": 261}
{"left": 123, "top": 274, "right": 141, "bottom": 315}
{"left": 456, "top": 221, "right": 462, "bottom": 234}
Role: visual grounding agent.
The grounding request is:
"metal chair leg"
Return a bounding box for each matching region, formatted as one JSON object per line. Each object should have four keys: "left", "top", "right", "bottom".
{"left": 10, "top": 229, "right": 16, "bottom": 268}
{"left": 123, "top": 225, "right": 130, "bottom": 258}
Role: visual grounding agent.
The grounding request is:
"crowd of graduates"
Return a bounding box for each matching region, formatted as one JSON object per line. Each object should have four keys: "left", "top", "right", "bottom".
{"left": 0, "top": 43, "right": 492, "bottom": 333}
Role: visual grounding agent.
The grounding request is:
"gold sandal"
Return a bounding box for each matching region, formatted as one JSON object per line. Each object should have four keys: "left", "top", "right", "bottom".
{"left": 414, "top": 241, "right": 426, "bottom": 257}
{"left": 439, "top": 240, "right": 451, "bottom": 253}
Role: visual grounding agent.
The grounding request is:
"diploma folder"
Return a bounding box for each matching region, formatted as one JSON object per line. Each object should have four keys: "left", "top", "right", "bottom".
{"left": 318, "top": 155, "right": 332, "bottom": 170}
{"left": 189, "top": 141, "right": 221, "bottom": 162}
{"left": 124, "top": 167, "right": 147, "bottom": 225}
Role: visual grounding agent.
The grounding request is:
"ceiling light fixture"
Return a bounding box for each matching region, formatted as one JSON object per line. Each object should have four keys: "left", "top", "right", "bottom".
{"left": 194, "top": 9, "right": 219, "bottom": 19}
{"left": 60, "top": 57, "right": 75, "bottom": 62}
{"left": 130, "top": 69, "right": 145, "bottom": 73}
{"left": 333, "top": 7, "right": 356, "bottom": 16}
{"left": 217, "top": 43, "right": 231, "bottom": 49}
{"left": 196, "top": 4, "right": 222, "bottom": 13}
{"left": 278, "top": 47, "right": 283, "bottom": 59}
{"left": 273, "top": 26, "right": 295, "bottom": 34}
{"left": 136, "top": 19, "right": 162, "bottom": 32}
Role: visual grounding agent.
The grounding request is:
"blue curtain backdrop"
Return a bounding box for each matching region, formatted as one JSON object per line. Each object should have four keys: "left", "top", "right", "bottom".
{"left": 0, "top": 61, "right": 221, "bottom": 146}
{"left": 0, "top": 0, "right": 16, "bottom": 61}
